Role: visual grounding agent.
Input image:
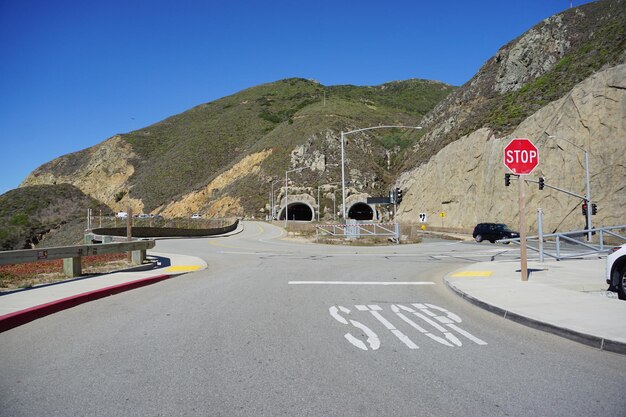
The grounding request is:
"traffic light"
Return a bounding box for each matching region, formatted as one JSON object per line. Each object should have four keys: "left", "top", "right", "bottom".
{"left": 592, "top": 203, "right": 597, "bottom": 215}
{"left": 582, "top": 203, "right": 588, "bottom": 216}
{"left": 504, "top": 173, "right": 511, "bottom": 187}
{"left": 396, "top": 188, "right": 403, "bottom": 204}
{"left": 538, "top": 177, "right": 544, "bottom": 190}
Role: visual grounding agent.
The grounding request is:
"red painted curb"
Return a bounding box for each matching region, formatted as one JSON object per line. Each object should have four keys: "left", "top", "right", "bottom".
{"left": 0, "top": 274, "right": 171, "bottom": 333}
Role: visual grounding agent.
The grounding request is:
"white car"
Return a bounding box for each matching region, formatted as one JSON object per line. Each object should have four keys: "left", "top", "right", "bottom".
{"left": 115, "top": 212, "right": 128, "bottom": 218}
{"left": 191, "top": 214, "right": 202, "bottom": 219}
{"left": 606, "top": 244, "right": 626, "bottom": 300}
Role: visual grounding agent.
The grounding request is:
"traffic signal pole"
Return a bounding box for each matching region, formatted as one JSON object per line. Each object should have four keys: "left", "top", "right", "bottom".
{"left": 584, "top": 151, "right": 592, "bottom": 242}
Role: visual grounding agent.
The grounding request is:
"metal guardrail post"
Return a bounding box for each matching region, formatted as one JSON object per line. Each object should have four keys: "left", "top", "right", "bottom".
{"left": 598, "top": 230, "right": 604, "bottom": 251}
{"left": 131, "top": 249, "right": 146, "bottom": 265}
{"left": 63, "top": 257, "right": 82, "bottom": 278}
{"left": 538, "top": 208, "right": 544, "bottom": 263}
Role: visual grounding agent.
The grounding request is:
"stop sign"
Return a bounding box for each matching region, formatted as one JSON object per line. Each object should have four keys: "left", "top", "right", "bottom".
{"left": 503, "top": 138, "right": 538, "bottom": 175}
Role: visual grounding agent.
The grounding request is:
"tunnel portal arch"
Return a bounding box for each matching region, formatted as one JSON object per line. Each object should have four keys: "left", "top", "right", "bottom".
{"left": 347, "top": 202, "right": 375, "bottom": 221}
{"left": 278, "top": 202, "right": 315, "bottom": 221}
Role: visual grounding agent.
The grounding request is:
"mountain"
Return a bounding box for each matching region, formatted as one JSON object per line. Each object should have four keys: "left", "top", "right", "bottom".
{"left": 15, "top": 0, "right": 626, "bottom": 244}
{"left": 397, "top": 0, "right": 626, "bottom": 232}
{"left": 402, "top": 0, "right": 626, "bottom": 170}
{"left": 21, "top": 78, "right": 454, "bottom": 218}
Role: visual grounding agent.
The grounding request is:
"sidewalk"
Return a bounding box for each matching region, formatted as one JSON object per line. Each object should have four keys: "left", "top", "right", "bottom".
{"left": 0, "top": 251, "right": 206, "bottom": 333}
{"left": 445, "top": 257, "right": 626, "bottom": 354}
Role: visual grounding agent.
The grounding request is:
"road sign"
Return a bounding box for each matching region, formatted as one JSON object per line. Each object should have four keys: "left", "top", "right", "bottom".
{"left": 504, "top": 138, "right": 539, "bottom": 175}
{"left": 367, "top": 197, "right": 391, "bottom": 204}
{"left": 419, "top": 213, "right": 427, "bottom": 222}
{"left": 503, "top": 138, "right": 538, "bottom": 281}
{"left": 439, "top": 212, "right": 446, "bottom": 218}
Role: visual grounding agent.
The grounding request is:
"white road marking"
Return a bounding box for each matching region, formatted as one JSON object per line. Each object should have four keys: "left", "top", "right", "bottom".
{"left": 447, "top": 323, "right": 488, "bottom": 345}
{"left": 220, "top": 251, "right": 284, "bottom": 256}
{"left": 329, "top": 306, "right": 380, "bottom": 351}
{"left": 356, "top": 305, "right": 418, "bottom": 350}
{"left": 391, "top": 304, "right": 455, "bottom": 347}
{"left": 289, "top": 281, "right": 435, "bottom": 285}
{"left": 331, "top": 303, "right": 488, "bottom": 351}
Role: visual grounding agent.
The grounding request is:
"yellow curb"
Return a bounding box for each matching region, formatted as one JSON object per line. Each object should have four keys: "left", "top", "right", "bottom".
{"left": 451, "top": 271, "right": 493, "bottom": 277}
{"left": 166, "top": 265, "right": 203, "bottom": 272}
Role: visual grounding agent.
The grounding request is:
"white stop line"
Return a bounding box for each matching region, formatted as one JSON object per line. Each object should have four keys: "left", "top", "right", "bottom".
{"left": 329, "top": 303, "right": 487, "bottom": 351}
{"left": 289, "top": 281, "right": 434, "bottom": 286}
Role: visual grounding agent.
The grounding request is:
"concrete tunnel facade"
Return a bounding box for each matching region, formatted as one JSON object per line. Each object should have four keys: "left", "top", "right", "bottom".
{"left": 278, "top": 202, "right": 315, "bottom": 221}
{"left": 347, "top": 202, "right": 375, "bottom": 221}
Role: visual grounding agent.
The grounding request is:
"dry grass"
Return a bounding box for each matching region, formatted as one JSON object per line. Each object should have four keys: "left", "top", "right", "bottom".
{"left": 0, "top": 253, "right": 132, "bottom": 292}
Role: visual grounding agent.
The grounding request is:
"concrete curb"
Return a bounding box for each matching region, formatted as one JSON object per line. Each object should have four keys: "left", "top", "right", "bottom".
{"left": 0, "top": 274, "right": 172, "bottom": 333}
{"left": 445, "top": 278, "right": 626, "bottom": 355}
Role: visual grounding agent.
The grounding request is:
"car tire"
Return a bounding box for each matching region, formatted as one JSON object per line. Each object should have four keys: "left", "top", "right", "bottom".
{"left": 475, "top": 234, "right": 483, "bottom": 243}
{"left": 618, "top": 265, "right": 626, "bottom": 301}
{"left": 489, "top": 240, "right": 495, "bottom": 243}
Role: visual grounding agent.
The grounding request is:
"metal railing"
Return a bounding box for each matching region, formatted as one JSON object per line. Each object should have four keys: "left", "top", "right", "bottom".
{"left": 498, "top": 225, "right": 626, "bottom": 260}
{"left": 0, "top": 240, "right": 155, "bottom": 278}
{"left": 316, "top": 221, "right": 399, "bottom": 241}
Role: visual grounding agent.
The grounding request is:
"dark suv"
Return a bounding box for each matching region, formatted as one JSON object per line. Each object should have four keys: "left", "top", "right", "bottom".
{"left": 472, "top": 223, "right": 519, "bottom": 243}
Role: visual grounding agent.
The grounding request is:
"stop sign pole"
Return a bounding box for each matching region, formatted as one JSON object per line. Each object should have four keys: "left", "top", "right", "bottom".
{"left": 504, "top": 138, "right": 539, "bottom": 282}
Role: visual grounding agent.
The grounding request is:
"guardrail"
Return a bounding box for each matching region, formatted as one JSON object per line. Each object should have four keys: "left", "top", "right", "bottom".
{"left": 0, "top": 240, "right": 155, "bottom": 278}
{"left": 498, "top": 225, "right": 626, "bottom": 260}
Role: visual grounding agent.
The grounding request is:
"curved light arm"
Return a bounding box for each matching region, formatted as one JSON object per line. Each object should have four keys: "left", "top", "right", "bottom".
{"left": 344, "top": 125, "right": 422, "bottom": 136}
{"left": 543, "top": 131, "right": 585, "bottom": 153}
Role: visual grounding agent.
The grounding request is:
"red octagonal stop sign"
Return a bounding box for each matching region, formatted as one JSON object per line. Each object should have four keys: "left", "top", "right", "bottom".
{"left": 504, "top": 138, "right": 538, "bottom": 175}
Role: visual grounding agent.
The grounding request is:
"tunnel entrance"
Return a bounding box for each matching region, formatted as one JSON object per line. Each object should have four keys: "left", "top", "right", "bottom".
{"left": 278, "top": 202, "right": 314, "bottom": 221}
{"left": 348, "top": 203, "right": 374, "bottom": 221}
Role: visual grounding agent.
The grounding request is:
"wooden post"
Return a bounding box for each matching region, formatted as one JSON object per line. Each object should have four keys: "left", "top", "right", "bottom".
{"left": 519, "top": 176, "right": 528, "bottom": 281}
{"left": 127, "top": 206, "right": 133, "bottom": 263}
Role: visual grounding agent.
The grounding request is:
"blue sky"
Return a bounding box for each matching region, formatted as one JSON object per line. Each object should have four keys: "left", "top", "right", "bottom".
{"left": 0, "top": 0, "right": 592, "bottom": 195}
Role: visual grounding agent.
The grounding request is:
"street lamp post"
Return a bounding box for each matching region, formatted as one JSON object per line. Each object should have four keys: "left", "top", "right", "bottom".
{"left": 284, "top": 167, "right": 310, "bottom": 227}
{"left": 270, "top": 179, "right": 283, "bottom": 221}
{"left": 340, "top": 126, "right": 422, "bottom": 220}
{"left": 544, "top": 132, "right": 592, "bottom": 241}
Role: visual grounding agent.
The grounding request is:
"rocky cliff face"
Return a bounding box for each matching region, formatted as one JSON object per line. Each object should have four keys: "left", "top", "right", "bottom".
{"left": 408, "top": 0, "right": 626, "bottom": 169}
{"left": 398, "top": 64, "right": 626, "bottom": 232}
{"left": 20, "top": 135, "right": 144, "bottom": 213}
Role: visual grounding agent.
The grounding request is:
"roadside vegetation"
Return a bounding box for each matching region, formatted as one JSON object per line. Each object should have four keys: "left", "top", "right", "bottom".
{"left": 0, "top": 253, "right": 130, "bottom": 291}
{"left": 0, "top": 184, "right": 109, "bottom": 251}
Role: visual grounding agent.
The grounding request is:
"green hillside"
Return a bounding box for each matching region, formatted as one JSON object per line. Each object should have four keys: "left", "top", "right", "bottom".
{"left": 121, "top": 78, "right": 454, "bottom": 210}
{"left": 0, "top": 184, "right": 109, "bottom": 250}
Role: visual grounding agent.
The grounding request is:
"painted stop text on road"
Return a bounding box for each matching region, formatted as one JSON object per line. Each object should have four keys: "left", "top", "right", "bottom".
{"left": 329, "top": 303, "right": 487, "bottom": 351}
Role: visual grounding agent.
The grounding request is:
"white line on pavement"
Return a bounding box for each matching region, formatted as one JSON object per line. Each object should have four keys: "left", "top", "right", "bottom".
{"left": 288, "top": 281, "right": 435, "bottom": 285}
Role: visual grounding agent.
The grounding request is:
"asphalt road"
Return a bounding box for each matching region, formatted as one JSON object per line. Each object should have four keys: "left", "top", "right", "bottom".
{"left": 1, "top": 221, "right": 625, "bottom": 416}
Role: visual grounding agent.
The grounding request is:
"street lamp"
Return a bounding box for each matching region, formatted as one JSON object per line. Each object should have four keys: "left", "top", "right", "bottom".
{"left": 340, "top": 125, "right": 422, "bottom": 219}
{"left": 284, "top": 166, "right": 310, "bottom": 226}
{"left": 269, "top": 179, "right": 283, "bottom": 221}
{"left": 543, "top": 131, "right": 592, "bottom": 241}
